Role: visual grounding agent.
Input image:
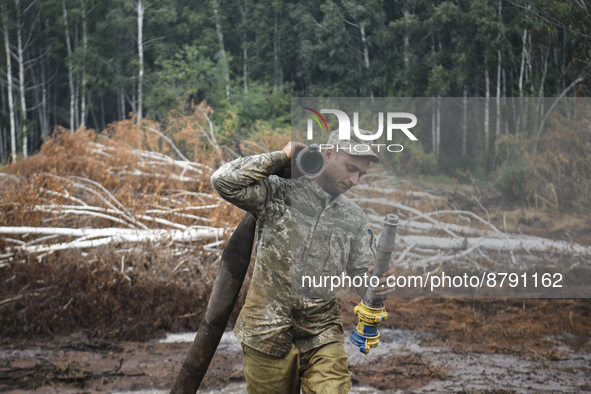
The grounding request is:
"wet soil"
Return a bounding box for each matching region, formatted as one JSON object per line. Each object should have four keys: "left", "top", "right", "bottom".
{"left": 1, "top": 298, "right": 590, "bottom": 393}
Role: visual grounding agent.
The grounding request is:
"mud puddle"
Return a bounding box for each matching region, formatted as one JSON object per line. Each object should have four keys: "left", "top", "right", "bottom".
{"left": 152, "top": 328, "right": 591, "bottom": 393}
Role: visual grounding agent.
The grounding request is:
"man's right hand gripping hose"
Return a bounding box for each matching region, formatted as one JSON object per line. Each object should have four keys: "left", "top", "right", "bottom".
{"left": 350, "top": 214, "right": 399, "bottom": 354}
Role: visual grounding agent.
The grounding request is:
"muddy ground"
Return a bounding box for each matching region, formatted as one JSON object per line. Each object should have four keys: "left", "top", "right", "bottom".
{"left": 1, "top": 297, "right": 591, "bottom": 393}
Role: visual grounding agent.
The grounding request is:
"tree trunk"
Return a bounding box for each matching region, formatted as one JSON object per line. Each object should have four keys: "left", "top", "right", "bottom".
{"left": 496, "top": 49, "right": 501, "bottom": 142}
{"left": 0, "top": 74, "right": 4, "bottom": 161}
{"left": 74, "top": 68, "right": 79, "bottom": 129}
{"left": 495, "top": 0, "right": 501, "bottom": 145}
{"left": 359, "top": 24, "right": 373, "bottom": 99}
{"left": 131, "top": 91, "right": 136, "bottom": 114}
{"left": 16, "top": 0, "right": 28, "bottom": 158}
{"left": 462, "top": 87, "right": 467, "bottom": 156}
{"left": 436, "top": 96, "right": 440, "bottom": 159}
{"left": 3, "top": 8, "right": 18, "bottom": 163}
{"left": 484, "top": 68, "right": 490, "bottom": 162}
{"left": 242, "top": 45, "right": 248, "bottom": 93}
{"left": 526, "top": 28, "right": 532, "bottom": 84}
{"left": 40, "top": 51, "right": 49, "bottom": 142}
{"left": 52, "top": 74, "right": 57, "bottom": 131}
{"left": 0, "top": 63, "right": 6, "bottom": 161}
{"left": 31, "top": 48, "right": 48, "bottom": 145}
{"left": 273, "top": 11, "right": 279, "bottom": 90}
{"left": 101, "top": 97, "right": 106, "bottom": 130}
{"left": 137, "top": 0, "right": 144, "bottom": 122}
{"left": 239, "top": 0, "right": 248, "bottom": 93}
{"left": 518, "top": 29, "right": 527, "bottom": 96}
{"left": 118, "top": 87, "right": 125, "bottom": 121}
{"left": 62, "top": 0, "right": 75, "bottom": 131}
{"left": 431, "top": 104, "right": 436, "bottom": 159}
{"left": 537, "top": 45, "right": 549, "bottom": 120}
{"left": 399, "top": 234, "right": 591, "bottom": 257}
{"left": 212, "top": 0, "right": 231, "bottom": 100}
{"left": 517, "top": 29, "right": 528, "bottom": 136}
{"left": 0, "top": 126, "right": 4, "bottom": 163}
{"left": 533, "top": 76, "right": 584, "bottom": 153}
{"left": 90, "top": 103, "right": 99, "bottom": 130}
{"left": 81, "top": 0, "right": 87, "bottom": 127}
{"left": 503, "top": 68, "right": 509, "bottom": 135}
{"left": 403, "top": 11, "right": 409, "bottom": 79}
{"left": 0, "top": 70, "right": 6, "bottom": 116}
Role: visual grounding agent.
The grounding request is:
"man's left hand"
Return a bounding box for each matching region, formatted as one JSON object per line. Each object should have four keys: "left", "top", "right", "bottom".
{"left": 370, "top": 264, "right": 397, "bottom": 297}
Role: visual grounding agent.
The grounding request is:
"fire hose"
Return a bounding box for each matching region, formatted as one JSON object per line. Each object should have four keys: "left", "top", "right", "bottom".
{"left": 350, "top": 214, "right": 399, "bottom": 354}
{"left": 170, "top": 212, "right": 256, "bottom": 394}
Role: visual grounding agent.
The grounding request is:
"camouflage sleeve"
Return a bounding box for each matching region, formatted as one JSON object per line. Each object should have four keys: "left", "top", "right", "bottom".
{"left": 211, "top": 151, "right": 289, "bottom": 216}
{"left": 347, "top": 222, "right": 377, "bottom": 297}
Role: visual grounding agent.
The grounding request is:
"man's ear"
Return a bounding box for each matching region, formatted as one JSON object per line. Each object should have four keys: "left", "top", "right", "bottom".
{"left": 324, "top": 148, "right": 335, "bottom": 161}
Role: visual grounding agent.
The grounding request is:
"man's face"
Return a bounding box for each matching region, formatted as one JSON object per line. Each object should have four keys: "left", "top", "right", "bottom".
{"left": 315, "top": 149, "right": 371, "bottom": 196}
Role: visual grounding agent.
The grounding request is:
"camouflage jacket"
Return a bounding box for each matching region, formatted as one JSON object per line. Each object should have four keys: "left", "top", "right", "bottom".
{"left": 211, "top": 151, "right": 376, "bottom": 357}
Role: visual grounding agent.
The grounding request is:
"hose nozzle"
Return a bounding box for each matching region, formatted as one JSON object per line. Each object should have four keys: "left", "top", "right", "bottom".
{"left": 293, "top": 143, "right": 325, "bottom": 178}
{"left": 350, "top": 300, "right": 388, "bottom": 354}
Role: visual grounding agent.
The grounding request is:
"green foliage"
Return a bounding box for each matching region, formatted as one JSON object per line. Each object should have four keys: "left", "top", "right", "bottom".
{"left": 384, "top": 141, "right": 437, "bottom": 176}
{"left": 495, "top": 157, "right": 534, "bottom": 201}
{"left": 1, "top": 0, "right": 591, "bottom": 175}
{"left": 145, "top": 45, "right": 215, "bottom": 120}
{"left": 230, "top": 82, "right": 292, "bottom": 129}
{"left": 494, "top": 133, "right": 526, "bottom": 169}
{"left": 244, "top": 119, "right": 291, "bottom": 152}
{"left": 439, "top": 151, "right": 485, "bottom": 182}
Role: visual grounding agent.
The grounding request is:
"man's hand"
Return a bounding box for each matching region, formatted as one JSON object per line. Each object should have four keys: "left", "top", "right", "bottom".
{"left": 276, "top": 142, "right": 308, "bottom": 179}
{"left": 282, "top": 141, "right": 308, "bottom": 161}
{"left": 370, "top": 264, "right": 397, "bottom": 297}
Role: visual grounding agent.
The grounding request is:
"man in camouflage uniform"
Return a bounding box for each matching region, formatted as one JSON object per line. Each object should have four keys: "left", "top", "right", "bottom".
{"left": 211, "top": 130, "right": 390, "bottom": 393}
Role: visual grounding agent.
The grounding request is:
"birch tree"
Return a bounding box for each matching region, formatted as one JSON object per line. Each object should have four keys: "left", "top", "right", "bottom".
{"left": 62, "top": 0, "right": 75, "bottom": 131}
{"left": 212, "top": 0, "right": 231, "bottom": 101}
{"left": 495, "top": 1, "right": 502, "bottom": 143}
{"left": 80, "top": 0, "right": 87, "bottom": 127}
{"left": 238, "top": 0, "right": 248, "bottom": 93}
{"left": 462, "top": 87, "right": 467, "bottom": 156}
{"left": 0, "top": 77, "right": 6, "bottom": 161}
{"left": 15, "top": 0, "right": 30, "bottom": 158}
{"left": 32, "top": 47, "right": 49, "bottom": 143}
{"left": 2, "top": 4, "right": 17, "bottom": 163}
{"left": 484, "top": 68, "right": 490, "bottom": 161}
{"left": 137, "top": 0, "right": 143, "bottom": 121}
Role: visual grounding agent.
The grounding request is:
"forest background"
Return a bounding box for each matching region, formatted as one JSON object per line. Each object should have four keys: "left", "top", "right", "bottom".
{"left": 1, "top": 0, "right": 591, "bottom": 204}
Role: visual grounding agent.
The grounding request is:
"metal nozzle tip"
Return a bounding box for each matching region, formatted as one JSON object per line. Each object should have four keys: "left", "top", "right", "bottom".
{"left": 385, "top": 214, "right": 399, "bottom": 226}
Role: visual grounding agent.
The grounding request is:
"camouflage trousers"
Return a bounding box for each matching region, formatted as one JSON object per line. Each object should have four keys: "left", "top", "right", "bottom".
{"left": 241, "top": 341, "right": 352, "bottom": 394}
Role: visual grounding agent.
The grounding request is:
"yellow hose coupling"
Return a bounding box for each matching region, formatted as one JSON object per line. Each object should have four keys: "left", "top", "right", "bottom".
{"left": 351, "top": 300, "right": 388, "bottom": 354}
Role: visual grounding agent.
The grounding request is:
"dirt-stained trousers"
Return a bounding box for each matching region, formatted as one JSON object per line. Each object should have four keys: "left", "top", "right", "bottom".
{"left": 241, "top": 341, "right": 352, "bottom": 394}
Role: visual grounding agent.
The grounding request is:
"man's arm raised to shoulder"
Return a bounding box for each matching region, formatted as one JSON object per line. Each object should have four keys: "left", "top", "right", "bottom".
{"left": 210, "top": 142, "right": 306, "bottom": 214}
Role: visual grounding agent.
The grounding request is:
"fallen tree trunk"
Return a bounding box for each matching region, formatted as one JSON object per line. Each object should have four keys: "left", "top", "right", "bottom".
{"left": 0, "top": 226, "right": 226, "bottom": 254}
{"left": 399, "top": 234, "right": 591, "bottom": 256}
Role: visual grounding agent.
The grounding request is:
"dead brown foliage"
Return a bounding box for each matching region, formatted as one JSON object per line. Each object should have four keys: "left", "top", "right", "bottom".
{"left": 1, "top": 125, "right": 216, "bottom": 229}
{"left": 531, "top": 111, "right": 591, "bottom": 209}
{"left": 0, "top": 105, "right": 286, "bottom": 340}
{"left": 381, "top": 298, "right": 591, "bottom": 355}
{"left": 0, "top": 246, "right": 223, "bottom": 341}
{"left": 496, "top": 104, "right": 591, "bottom": 210}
